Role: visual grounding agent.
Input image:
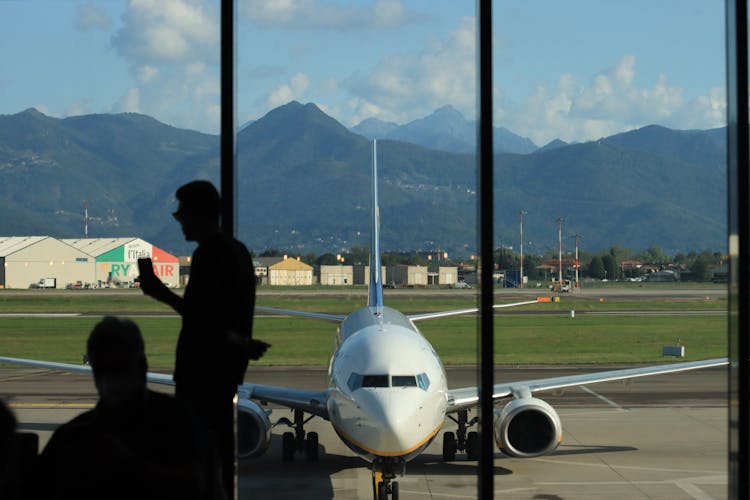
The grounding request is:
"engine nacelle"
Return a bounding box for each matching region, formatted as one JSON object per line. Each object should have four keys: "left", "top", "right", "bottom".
{"left": 494, "top": 397, "right": 562, "bottom": 458}
{"left": 237, "top": 399, "right": 272, "bottom": 458}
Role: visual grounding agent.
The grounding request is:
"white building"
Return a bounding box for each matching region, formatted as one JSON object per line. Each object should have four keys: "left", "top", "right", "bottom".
{"left": 0, "top": 236, "right": 94, "bottom": 289}
{"left": 320, "top": 265, "right": 353, "bottom": 285}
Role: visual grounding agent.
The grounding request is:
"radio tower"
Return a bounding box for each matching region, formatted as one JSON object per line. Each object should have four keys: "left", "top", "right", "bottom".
{"left": 84, "top": 201, "right": 89, "bottom": 239}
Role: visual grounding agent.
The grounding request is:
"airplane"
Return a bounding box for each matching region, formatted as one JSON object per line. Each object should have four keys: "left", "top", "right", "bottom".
{"left": 0, "top": 140, "right": 728, "bottom": 500}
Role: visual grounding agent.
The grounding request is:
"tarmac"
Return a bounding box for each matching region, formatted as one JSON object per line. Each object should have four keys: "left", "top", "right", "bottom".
{"left": 2, "top": 365, "right": 728, "bottom": 499}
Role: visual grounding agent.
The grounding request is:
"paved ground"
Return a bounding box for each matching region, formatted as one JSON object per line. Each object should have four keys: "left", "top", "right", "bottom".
{"left": 2, "top": 365, "right": 728, "bottom": 499}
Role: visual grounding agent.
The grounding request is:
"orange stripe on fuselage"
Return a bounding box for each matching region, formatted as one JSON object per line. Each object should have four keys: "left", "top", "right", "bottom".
{"left": 332, "top": 421, "right": 443, "bottom": 458}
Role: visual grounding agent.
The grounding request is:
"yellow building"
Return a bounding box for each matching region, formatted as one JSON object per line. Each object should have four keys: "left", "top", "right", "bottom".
{"left": 268, "top": 257, "right": 313, "bottom": 286}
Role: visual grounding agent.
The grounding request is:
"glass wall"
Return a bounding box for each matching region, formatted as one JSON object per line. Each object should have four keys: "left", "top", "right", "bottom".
{"left": 2, "top": 1, "right": 743, "bottom": 498}
{"left": 491, "top": 1, "right": 729, "bottom": 498}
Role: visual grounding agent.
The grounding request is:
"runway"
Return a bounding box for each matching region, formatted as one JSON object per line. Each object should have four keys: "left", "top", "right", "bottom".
{"left": 2, "top": 365, "right": 727, "bottom": 499}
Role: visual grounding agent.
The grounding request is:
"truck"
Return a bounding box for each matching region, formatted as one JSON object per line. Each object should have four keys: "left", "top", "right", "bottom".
{"left": 551, "top": 278, "right": 571, "bottom": 292}
{"left": 30, "top": 278, "right": 56, "bottom": 289}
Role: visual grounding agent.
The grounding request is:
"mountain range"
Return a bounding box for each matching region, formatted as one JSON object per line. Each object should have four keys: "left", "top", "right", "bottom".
{"left": 0, "top": 102, "right": 726, "bottom": 257}
{"left": 351, "top": 105, "right": 538, "bottom": 155}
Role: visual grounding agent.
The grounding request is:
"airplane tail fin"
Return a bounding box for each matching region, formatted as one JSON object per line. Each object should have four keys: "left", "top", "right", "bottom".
{"left": 368, "top": 140, "right": 384, "bottom": 313}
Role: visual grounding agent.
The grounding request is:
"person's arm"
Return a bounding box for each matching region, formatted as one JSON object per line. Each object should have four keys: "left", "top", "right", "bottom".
{"left": 138, "top": 259, "right": 184, "bottom": 314}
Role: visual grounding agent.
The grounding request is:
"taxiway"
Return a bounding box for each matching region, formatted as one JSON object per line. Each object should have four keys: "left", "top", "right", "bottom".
{"left": 2, "top": 365, "right": 727, "bottom": 499}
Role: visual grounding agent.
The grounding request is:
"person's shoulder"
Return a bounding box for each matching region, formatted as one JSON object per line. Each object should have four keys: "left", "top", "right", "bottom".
{"left": 44, "top": 408, "right": 96, "bottom": 447}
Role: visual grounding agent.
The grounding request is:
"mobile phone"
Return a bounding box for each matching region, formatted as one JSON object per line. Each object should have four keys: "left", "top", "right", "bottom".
{"left": 137, "top": 258, "right": 154, "bottom": 277}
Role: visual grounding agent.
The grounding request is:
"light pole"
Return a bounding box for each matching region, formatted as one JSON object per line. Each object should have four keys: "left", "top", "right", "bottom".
{"left": 519, "top": 210, "right": 527, "bottom": 288}
{"left": 572, "top": 232, "right": 581, "bottom": 291}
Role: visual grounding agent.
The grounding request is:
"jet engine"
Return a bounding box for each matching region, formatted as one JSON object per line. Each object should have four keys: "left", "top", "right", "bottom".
{"left": 237, "top": 399, "right": 272, "bottom": 458}
{"left": 494, "top": 397, "right": 562, "bottom": 458}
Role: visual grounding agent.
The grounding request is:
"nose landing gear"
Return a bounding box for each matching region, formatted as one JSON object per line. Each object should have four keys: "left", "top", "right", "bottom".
{"left": 371, "top": 459, "right": 403, "bottom": 499}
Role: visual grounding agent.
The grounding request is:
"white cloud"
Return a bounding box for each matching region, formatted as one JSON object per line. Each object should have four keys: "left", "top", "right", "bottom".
{"left": 65, "top": 101, "right": 91, "bottom": 117}
{"left": 112, "top": 88, "right": 141, "bottom": 113}
{"left": 136, "top": 65, "right": 159, "bottom": 84}
{"left": 107, "top": 0, "right": 221, "bottom": 132}
{"left": 239, "top": 0, "right": 424, "bottom": 30}
{"left": 76, "top": 3, "right": 112, "bottom": 31}
{"left": 498, "top": 56, "right": 727, "bottom": 145}
{"left": 113, "top": 0, "right": 219, "bottom": 65}
{"left": 342, "top": 16, "right": 476, "bottom": 124}
{"left": 266, "top": 73, "right": 310, "bottom": 108}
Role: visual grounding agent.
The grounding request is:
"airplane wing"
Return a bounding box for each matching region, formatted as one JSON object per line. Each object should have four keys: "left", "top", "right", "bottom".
{"left": 0, "top": 355, "right": 331, "bottom": 419}
{"left": 408, "top": 299, "right": 540, "bottom": 322}
{"left": 446, "top": 357, "right": 728, "bottom": 412}
{"left": 241, "top": 383, "right": 330, "bottom": 419}
{"left": 0, "top": 356, "right": 175, "bottom": 385}
{"left": 256, "top": 306, "right": 345, "bottom": 322}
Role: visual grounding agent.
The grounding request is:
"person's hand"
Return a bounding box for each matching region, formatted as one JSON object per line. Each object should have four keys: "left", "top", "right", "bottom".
{"left": 246, "top": 339, "right": 271, "bottom": 360}
{"left": 227, "top": 332, "right": 270, "bottom": 361}
{"left": 138, "top": 258, "right": 168, "bottom": 299}
{"left": 139, "top": 272, "right": 167, "bottom": 298}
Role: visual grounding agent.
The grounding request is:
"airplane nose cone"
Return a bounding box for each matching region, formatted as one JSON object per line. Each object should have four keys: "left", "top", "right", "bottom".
{"left": 361, "top": 391, "right": 430, "bottom": 454}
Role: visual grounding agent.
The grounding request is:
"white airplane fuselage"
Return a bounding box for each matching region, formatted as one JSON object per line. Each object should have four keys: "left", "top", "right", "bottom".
{"left": 327, "top": 305, "right": 449, "bottom": 462}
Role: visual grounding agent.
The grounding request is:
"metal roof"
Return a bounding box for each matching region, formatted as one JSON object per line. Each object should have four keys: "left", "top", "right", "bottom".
{"left": 61, "top": 238, "right": 139, "bottom": 256}
{"left": 270, "top": 258, "right": 313, "bottom": 271}
{"left": 0, "top": 236, "right": 49, "bottom": 257}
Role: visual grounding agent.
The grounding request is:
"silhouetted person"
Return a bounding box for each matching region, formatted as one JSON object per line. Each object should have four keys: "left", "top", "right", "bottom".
{"left": 138, "top": 180, "right": 266, "bottom": 498}
{"left": 37, "top": 317, "right": 222, "bottom": 500}
{"left": 0, "top": 399, "right": 31, "bottom": 500}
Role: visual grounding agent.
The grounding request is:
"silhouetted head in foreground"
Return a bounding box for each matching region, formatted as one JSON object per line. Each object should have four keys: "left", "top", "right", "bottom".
{"left": 0, "top": 400, "right": 16, "bottom": 451}
{"left": 87, "top": 317, "right": 147, "bottom": 409}
{"left": 172, "top": 180, "right": 220, "bottom": 243}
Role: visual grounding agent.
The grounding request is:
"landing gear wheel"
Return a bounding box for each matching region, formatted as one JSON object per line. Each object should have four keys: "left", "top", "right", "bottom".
{"left": 282, "top": 431, "right": 295, "bottom": 462}
{"left": 377, "top": 482, "right": 387, "bottom": 500}
{"left": 391, "top": 480, "right": 399, "bottom": 500}
{"left": 305, "top": 431, "right": 319, "bottom": 461}
{"left": 442, "top": 432, "right": 457, "bottom": 461}
{"left": 466, "top": 431, "right": 479, "bottom": 461}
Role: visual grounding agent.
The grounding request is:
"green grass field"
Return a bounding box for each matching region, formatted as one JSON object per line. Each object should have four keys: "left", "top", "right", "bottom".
{"left": 0, "top": 289, "right": 727, "bottom": 368}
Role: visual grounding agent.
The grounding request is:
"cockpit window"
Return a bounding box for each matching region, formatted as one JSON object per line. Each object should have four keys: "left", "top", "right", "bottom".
{"left": 417, "top": 373, "right": 430, "bottom": 390}
{"left": 347, "top": 372, "right": 430, "bottom": 391}
{"left": 362, "top": 374, "right": 389, "bottom": 387}
{"left": 392, "top": 375, "right": 417, "bottom": 387}
{"left": 347, "top": 373, "right": 363, "bottom": 391}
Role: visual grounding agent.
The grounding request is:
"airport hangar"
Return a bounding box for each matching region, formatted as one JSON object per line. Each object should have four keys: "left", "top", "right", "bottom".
{"left": 0, "top": 236, "right": 459, "bottom": 289}
{"left": 0, "top": 236, "right": 179, "bottom": 289}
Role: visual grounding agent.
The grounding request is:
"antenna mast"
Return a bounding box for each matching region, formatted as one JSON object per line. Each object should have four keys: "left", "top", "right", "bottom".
{"left": 556, "top": 217, "right": 564, "bottom": 286}
{"left": 84, "top": 201, "right": 89, "bottom": 239}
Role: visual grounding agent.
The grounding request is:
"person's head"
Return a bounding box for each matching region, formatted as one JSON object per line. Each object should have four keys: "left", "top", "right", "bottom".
{"left": 173, "top": 180, "right": 220, "bottom": 242}
{"left": 0, "top": 400, "right": 16, "bottom": 452}
{"left": 87, "top": 317, "right": 148, "bottom": 409}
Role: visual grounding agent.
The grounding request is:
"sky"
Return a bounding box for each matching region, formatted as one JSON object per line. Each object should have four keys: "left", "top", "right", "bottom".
{"left": 0, "top": 0, "right": 727, "bottom": 146}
